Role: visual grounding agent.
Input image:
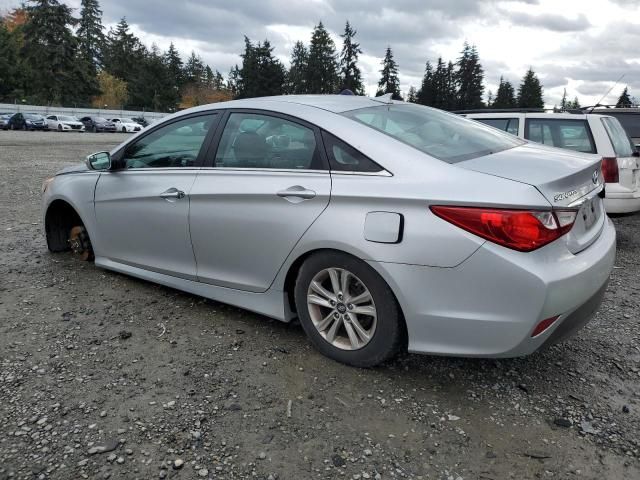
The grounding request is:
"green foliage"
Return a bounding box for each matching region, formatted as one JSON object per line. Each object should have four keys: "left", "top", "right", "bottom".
{"left": 339, "top": 21, "right": 364, "bottom": 95}
{"left": 287, "top": 41, "right": 309, "bottom": 94}
{"left": 616, "top": 87, "right": 632, "bottom": 108}
{"left": 492, "top": 76, "right": 517, "bottom": 108}
{"left": 518, "top": 68, "right": 544, "bottom": 108}
{"left": 0, "top": 20, "right": 22, "bottom": 100}
{"left": 237, "top": 37, "right": 286, "bottom": 98}
{"left": 77, "top": 0, "right": 103, "bottom": 75}
{"left": 417, "top": 58, "right": 456, "bottom": 110}
{"left": 407, "top": 86, "right": 418, "bottom": 103}
{"left": 376, "top": 46, "right": 402, "bottom": 100}
{"left": 455, "top": 42, "right": 484, "bottom": 109}
{"left": 306, "top": 22, "right": 339, "bottom": 94}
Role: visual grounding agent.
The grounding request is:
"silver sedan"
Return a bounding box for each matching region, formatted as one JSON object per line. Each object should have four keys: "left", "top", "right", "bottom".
{"left": 42, "top": 95, "right": 616, "bottom": 367}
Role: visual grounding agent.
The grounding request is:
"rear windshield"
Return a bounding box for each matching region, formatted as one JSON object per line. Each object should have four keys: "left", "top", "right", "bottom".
{"left": 474, "top": 117, "right": 520, "bottom": 136}
{"left": 607, "top": 113, "right": 640, "bottom": 138}
{"left": 341, "top": 104, "right": 523, "bottom": 163}
{"left": 525, "top": 118, "right": 596, "bottom": 154}
{"left": 601, "top": 117, "right": 635, "bottom": 157}
{"left": 93, "top": 117, "right": 108, "bottom": 123}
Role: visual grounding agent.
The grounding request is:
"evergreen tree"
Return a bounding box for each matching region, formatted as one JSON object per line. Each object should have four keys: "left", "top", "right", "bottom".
{"left": 617, "top": 87, "right": 632, "bottom": 108}
{"left": 103, "top": 18, "right": 143, "bottom": 82}
{"left": 339, "top": 21, "right": 364, "bottom": 94}
{"left": 493, "top": 76, "right": 517, "bottom": 108}
{"left": 22, "top": 0, "right": 82, "bottom": 104}
{"left": 164, "top": 43, "right": 184, "bottom": 89}
{"left": 560, "top": 88, "right": 568, "bottom": 111}
{"left": 407, "top": 86, "right": 418, "bottom": 103}
{"left": 376, "top": 46, "right": 402, "bottom": 100}
{"left": 184, "top": 51, "right": 206, "bottom": 86}
{"left": 568, "top": 96, "right": 581, "bottom": 109}
{"left": 517, "top": 68, "right": 544, "bottom": 108}
{"left": 287, "top": 41, "right": 308, "bottom": 94}
{"left": 237, "top": 37, "right": 285, "bottom": 98}
{"left": 306, "top": 22, "right": 339, "bottom": 94}
{"left": 227, "top": 65, "right": 240, "bottom": 97}
{"left": 455, "top": 42, "right": 484, "bottom": 109}
{"left": 486, "top": 90, "right": 493, "bottom": 108}
{"left": 77, "top": 0, "right": 103, "bottom": 74}
{"left": 444, "top": 61, "right": 457, "bottom": 110}
{"left": 0, "top": 20, "right": 22, "bottom": 100}
{"left": 417, "top": 61, "right": 434, "bottom": 106}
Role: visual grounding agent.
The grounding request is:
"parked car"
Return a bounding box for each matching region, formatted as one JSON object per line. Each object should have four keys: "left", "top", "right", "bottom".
{"left": 131, "top": 116, "right": 150, "bottom": 128}
{"left": 46, "top": 115, "right": 86, "bottom": 132}
{"left": 80, "top": 116, "right": 117, "bottom": 133}
{"left": 42, "top": 95, "right": 615, "bottom": 367}
{"left": 23, "top": 113, "right": 49, "bottom": 131}
{"left": 590, "top": 107, "right": 640, "bottom": 148}
{"left": 109, "top": 117, "right": 143, "bottom": 133}
{"left": 466, "top": 112, "right": 640, "bottom": 214}
{"left": 0, "top": 113, "right": 13, "bottom": 130}
{"left": 3, "top": 112, "right": 27, "bottom": 130}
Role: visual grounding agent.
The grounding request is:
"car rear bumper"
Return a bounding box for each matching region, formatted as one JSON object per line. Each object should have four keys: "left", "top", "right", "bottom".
{"left": 369, "top": 218, "right": 616, "bottom": 357}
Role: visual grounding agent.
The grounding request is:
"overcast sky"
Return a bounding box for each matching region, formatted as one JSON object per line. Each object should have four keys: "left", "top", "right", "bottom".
{"left": 2, "top": 0, "right": 639, "bottom": 106}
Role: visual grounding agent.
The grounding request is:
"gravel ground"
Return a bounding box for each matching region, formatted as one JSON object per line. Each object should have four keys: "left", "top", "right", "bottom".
{"left": 0, "top": 130, "right": 639, "bottom": 480}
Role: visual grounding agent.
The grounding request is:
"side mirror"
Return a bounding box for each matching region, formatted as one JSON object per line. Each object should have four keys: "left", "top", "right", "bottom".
{"left": 86, "top": 151, "right": 111, "bottom": 171}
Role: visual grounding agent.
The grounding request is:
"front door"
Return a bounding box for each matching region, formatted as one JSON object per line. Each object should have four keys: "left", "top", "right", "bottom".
{"left": 189, "top": 111, "right": 331, "bottom": 292}
{"left": 94, "top": 113, "right": 219, "bottom": 279}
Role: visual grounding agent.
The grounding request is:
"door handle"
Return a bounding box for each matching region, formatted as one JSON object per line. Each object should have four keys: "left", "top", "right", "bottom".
{"left": 160, "top": 188, "right": 186, "bottom": 200}
{"left": 277, "top": 186, "right": 316, "bottom": 200}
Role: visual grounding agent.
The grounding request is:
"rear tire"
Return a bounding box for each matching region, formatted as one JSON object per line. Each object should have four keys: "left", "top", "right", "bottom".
{"left": 294, "top": 251, "right": 404, "bottom": 367}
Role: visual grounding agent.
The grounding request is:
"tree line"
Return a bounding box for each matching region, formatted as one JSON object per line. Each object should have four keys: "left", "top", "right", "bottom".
{"left": 0, "top": 0, "right": 636, "bottom": 112}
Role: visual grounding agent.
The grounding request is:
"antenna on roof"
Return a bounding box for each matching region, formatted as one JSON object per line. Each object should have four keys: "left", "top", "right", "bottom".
{"left": 590, "top": 74, "right": 625, "bottom": 113}
{"left": 372, "top": 93, "right": 394, "bottom": 104}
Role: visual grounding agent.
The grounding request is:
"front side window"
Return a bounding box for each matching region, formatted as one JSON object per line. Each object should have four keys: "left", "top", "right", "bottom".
{"left": 525, "top": 119, "right": 596, "bottom": 154}
{"left": 601, "top": 117, "right": 635, "bottom": 157}
{"left": 475, "top": 118, "right": 520, "bottom": 136}
{"left": 342, "top": 104, "right": 523, "bottom": 163}
{"left": 122, "top": 114, "right": 216, "bottom": 169}
{"left": 215, "top": 113, "right": 324, "bottom": 170}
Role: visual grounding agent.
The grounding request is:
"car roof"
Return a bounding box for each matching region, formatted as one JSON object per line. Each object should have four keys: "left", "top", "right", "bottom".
{"left": 465, "top": 112, "right": 614, "bottom": 120}
{"left": 194, "top": 95, "right": 390, "bottom": 114}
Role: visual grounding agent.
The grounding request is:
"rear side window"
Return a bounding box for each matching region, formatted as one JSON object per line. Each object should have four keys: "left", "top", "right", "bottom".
{"left": 525, "top": 119, "right": 596, "bottom": 154}
{"left": 321, "top": 132, "right": 383, "bottom": 173}
{"left": 608, "top": 113, "right": 640, "bottom": 138}
{"left": 601, "top": 117, "right": 635, "bottom": 157}
{"left": 475, "top": 118, "right": 520, "bottom": 136}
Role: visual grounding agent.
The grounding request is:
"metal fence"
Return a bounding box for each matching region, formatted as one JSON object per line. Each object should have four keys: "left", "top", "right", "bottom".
{"left": 0, "top": 103, "right": 168, "bottom": 121}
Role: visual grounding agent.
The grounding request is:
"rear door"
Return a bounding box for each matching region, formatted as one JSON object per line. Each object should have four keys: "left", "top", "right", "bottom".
{"left": 600, "top": 116, "right": 640, "bottom": 192}
{"left": 474, "top": 117, "right": 521, "bottom": 137}
{"left": 189, "top": 110, "right": 331, "bottom": 293}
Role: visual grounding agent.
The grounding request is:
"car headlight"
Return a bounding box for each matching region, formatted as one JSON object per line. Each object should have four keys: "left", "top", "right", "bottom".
{"left": 42, "top": 177, "right": 55, "bottom": 193}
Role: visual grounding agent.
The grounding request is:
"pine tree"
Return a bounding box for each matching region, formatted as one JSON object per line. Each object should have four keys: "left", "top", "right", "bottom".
{"left": 417, "top": 61, "right": 434, "bottom": 106}
{"left": 339, "top": 21, "right": 364, "bottom": 94}
{"left": 486, "top": 90, "right": 493, "bottom": 108}
{"left": 77, "top": 0, "right": 103, "bottom": 75}
{"left": 455, "top": 42, "right": 484, "bottom": 109}
{"left": 493, "top": 76, "right": 517, "bottom": 108}
{"left": 0, "top": 20, "right": 22, "bottom": 100}
{"left": 517, "top": 68, "right": 544, "bottom": 108}
{"left": 184, "top": 51, "right": 206, "bottom": 86}
{"left": 407, "top": 86, "right": 418, "bottom": 103}
{"left": 617, "top": 87, "right": 632, "bottom": 108}
{"left": 287, "top": 41, "right": 308, "bottom": 94}
{"left": 103, "top": 18, "right": 143, "bottom": 82}
{"left": 164, "top": 43, "right": 184, "bottom": 89}
{"left": 568, "top": 96, "right": 581, "bottom": 109}
{"left": 444, "top": 61, "right": 457, "bottom": 110}
{"left": 377, "top": 46, "right": 402, "bottom": 100}
{"left": 22, "top": 0, "right": 81, "bottom": 104}
{"left": 237, "top": 37, "right": 285, "bottom": 98}
{"left": 227, "top": 65, "right": 240, "bottom": 97}
{"left": 306, "top": 22, "right": 339, "bottom": 94}
{"left": 560, "top": 88, "right": 568, "bottom": 111}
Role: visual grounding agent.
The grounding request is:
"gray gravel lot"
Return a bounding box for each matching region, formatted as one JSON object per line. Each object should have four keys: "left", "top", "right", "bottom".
{"left": 0, "top": 130, "right": 639, "bottom": 480}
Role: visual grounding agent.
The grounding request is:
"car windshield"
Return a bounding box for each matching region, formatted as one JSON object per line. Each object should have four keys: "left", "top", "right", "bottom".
{"left": 93, "top": 117, "right": 108, "bottom": 123}
{"left": 121, "top": 118, "right": 135, "bottom": 123}
{"left": 342, "top": 104, "right": 524, "bottom": 163}
{"left": 25, "top": 114, "right": 43, "bottom": 120}
{"left": 59, "top": 116, "right": 76, "bottom": 122}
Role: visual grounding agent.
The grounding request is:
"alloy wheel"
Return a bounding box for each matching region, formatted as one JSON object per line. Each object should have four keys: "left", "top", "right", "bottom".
{"left": 306, "top": 268, "right": 377, "bottom": 351}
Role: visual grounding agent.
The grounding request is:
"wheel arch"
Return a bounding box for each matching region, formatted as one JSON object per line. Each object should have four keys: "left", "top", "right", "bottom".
{"left": 282, "top": 247, "right": 408, "bottom": 350}
{"left": 44, "top": 198, "right": 88, "bottom": 252}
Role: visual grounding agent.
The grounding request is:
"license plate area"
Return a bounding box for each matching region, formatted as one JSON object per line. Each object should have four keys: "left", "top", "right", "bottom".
{"left": 580, "top": 196, "right": 599, "bottom": 230}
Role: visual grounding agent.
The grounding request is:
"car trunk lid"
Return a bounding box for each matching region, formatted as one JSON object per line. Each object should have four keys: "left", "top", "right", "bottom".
{"left": 458, "top": 143, "right": 605, "bottom": 254}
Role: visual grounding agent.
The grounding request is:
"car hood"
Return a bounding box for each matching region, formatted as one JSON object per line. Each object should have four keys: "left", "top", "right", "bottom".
{"left": 63, "top": 121, "right": 83, "bottom": 126}
{"left": 56, "top": 163, "right": 89, "bottom": 175}
{"left": 458, "top": 142, "right": 603, "bottom": 207}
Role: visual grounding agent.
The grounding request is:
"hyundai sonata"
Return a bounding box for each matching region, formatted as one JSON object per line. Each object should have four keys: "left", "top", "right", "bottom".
{"left": 42, "top": 95, "right": 616, "bottom": 367}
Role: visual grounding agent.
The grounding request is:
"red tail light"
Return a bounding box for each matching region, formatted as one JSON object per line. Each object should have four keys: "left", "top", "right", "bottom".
{"left": 531, "top": 316, "right": 560, "bottom": 337}
{"left": 601, "top": 157, "right": 619, "bottom": 183}
{"left": 430, "top": 206, "right": 576, "bottom": 252}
